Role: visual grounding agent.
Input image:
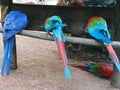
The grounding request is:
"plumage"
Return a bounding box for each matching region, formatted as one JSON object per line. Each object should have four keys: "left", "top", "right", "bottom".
{"left": 71, "top": 62, "right": 113, "bottom": 78}
{"left": 3, "top": 11, "right": 27, "bottom": 40}
{"left": 44, "top": 16, "right": 71, "bottom": 79}
{"left": 87, "top": 16, "right": 111, "bottom": 44}
{"left": 1, "top": 11, "right": 27, "bottom": 75}
{"left": 87, "top": 16, "right": 120, "bottom": 72}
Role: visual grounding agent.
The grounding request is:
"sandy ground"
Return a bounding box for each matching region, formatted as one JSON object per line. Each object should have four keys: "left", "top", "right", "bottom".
{"left": 0, "top": 32, "right": 120, "bottom": 90}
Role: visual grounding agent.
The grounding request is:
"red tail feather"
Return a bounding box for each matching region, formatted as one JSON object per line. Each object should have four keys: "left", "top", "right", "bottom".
{"left": 56, "top": 38, "right": 67, "bottom": 65}
{"left": 71, "top": 63, "right": 89, "bottom": 69}
{"left": 106, "top": 44, "right": 119, "bottom": 63}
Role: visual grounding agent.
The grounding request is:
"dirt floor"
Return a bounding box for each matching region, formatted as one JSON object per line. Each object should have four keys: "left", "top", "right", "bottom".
{"left": 0, "top": 32, "right": 120, "bottom": 90}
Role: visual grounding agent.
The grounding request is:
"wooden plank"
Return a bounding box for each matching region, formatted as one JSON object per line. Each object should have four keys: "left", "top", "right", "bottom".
{"left": 1, "top": 0, "right": 12, "bottom": 23}
{"left": 1, "top": 6, "right": 8, "bottom": 22}
{"left": 0, "top": 29, "right": 120, "bottom": 48}
{"left": 10, "top": 37, "right": 17, "bottom": 70}
{"left": 2, "top": 37, "right": 17, "bottom": 69}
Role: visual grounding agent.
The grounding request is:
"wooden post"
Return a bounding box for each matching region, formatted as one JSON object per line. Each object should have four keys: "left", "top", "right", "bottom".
{"left": 10, "top": 37, "right": 17, "bottom": 69}
{"left": 1, "top": 0, "right": 17, "bottom": 69}
{"left": 111, "top": 0, "right": 120, "bottom": 88}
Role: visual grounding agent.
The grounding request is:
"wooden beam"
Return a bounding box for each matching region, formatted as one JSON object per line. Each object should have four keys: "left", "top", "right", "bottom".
{"left": 0, "top": 29, "right": 120, "bottom": 48}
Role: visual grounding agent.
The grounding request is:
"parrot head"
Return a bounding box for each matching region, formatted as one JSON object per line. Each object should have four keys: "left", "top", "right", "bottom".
{"left": 86, "top": 16, "right": 111, "bottom": 44}
{"left": 44, "top": 16, "right": 67, "bottom": 32}
{"left": 97, "top": 64, "right": 113, "bottom": 78}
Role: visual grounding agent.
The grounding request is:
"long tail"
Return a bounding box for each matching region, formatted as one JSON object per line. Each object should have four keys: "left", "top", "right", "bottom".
{"left": 6, "top": 36, "right": 14, "bottom": 75}
{"left": 105, "top": 44, "right": 120, "bottom": 71}
{"left": 1, "top": 37, "right": 14, "bottom": 75}
{"left": 1, "top": 40, "right": 9, "bottom": 75}
{"left": 56, "top": 38, "right": 71, "bottom": 79}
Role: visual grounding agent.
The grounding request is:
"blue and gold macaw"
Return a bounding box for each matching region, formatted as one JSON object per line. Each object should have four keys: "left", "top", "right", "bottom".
{"left": 44, "top": 16, "right": 71, "bottom": 79}
{"left": 1, "top": 11, "right": 27, "bottom": 75}
{"left": 86, "top": 16, "right": 120, "bottom": 71}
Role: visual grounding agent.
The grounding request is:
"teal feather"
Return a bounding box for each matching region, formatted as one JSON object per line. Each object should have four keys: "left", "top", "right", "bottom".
{"left": 64, "top": 67, "right": 71, "bottom": 79}
{"left": 86, "top": 62, "right": 103, "bottom": 77}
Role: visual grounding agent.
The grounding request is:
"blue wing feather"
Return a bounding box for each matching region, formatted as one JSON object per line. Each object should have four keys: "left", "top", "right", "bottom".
{"left": 88, "top": 28, "right": 112, "bottom": 44}
{"left": 53, "top": 27, "right": 66, "bottom": 42}
{"left": 1, "top": 40, "right": 9, "bottom": 75}
{"left": 3, "top": 11, "right": 27, "bottom": 40}
{"left": 6, "top": 37, "right": 14, "bottom": 75}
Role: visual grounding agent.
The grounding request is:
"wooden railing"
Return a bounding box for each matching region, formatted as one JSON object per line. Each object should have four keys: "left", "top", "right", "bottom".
{"left": 0, "top": 27, "right": 120, "bottom": 48}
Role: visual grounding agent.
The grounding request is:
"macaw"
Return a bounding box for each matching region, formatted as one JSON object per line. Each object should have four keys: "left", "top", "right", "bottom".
{"left": 86, "top": 16, "right": 120, "bottom": 71}
{"left": 44, "top": 16, "right": 71, "bottom": 79}
{"left": 1, "top": 11, "right": 27, "bottom": 75}
{"left": 70, "top": 62, "right": 113, "bottom": 78}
